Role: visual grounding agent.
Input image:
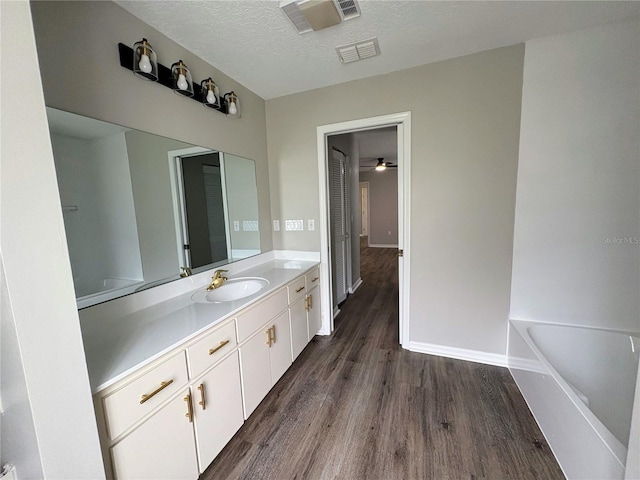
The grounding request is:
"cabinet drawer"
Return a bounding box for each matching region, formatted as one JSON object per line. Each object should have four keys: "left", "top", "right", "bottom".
{"left": 102, "top": 352, "right": 188, "bottom": 440}
{"left": 236, "top": 288, "right": 288, "bottom": 342}
{"left": 306, "top": 268, "right": 320, "bottom": 289}
{"left": 187, "top": 320, "right": 237, "bottom": 378}
{"left": 287, "top": 275, "right": 307, "bottom": 304}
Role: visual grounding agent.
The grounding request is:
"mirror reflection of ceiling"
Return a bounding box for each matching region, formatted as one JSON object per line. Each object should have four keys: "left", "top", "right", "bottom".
{"left": 46, "top": 108, "right": 261, "bottom": 309}
{"left": 115, "top": 1, "right": 639, "bottom": 99}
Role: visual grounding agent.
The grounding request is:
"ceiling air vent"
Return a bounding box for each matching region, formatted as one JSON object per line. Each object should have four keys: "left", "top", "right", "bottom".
{"left": 280, "top": 0, "right": 361, "bottom": 34}
{"left": 336, "top": 38, "right": 380, "bottom": 64}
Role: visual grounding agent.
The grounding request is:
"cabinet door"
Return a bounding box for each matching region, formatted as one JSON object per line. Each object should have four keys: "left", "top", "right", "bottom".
{"left": 269, "top": 311, "right": 292, "bottom": 384}
{"left": 307, "top": 286, "right": 322, "bottom": 341}
{"left": 289, "top": 296, "right": 308, "bottom": 361}
{"left": 110, "top": 391, "right": 198, "bottom": 480}
{"left": 239, "top": 327, "right": 272, "bottom": 419}
{"left": 192, "top": 352, "right": 244, "bottom": 473}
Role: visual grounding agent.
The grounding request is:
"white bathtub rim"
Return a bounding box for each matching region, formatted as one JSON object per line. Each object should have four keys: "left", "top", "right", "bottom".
{"left": 508, "top": 319, "right": 630, "bottom": 467}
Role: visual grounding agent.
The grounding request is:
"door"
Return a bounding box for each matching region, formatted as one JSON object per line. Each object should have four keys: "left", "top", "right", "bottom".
{"left": 307, "top": 286, "right": 322, "bottom": 341}
{"left": 191, "top": 352, "right": 244, "bottom": 473}
{"left": 360, "top": 183, "right": 369, "bottom": 236}
{"left": 180, "top": 153, "right": 228, "bottom": 268}
{"left": 269, "top": 311, "right": 292, "bottom": 384}
{"left": 330, "top": 148, "right": 348, "bottom": 305}
{"left": 110, "top": 392, "right": 199, "bottom": 480}
{"left": 238, "top": 329, "right": 272, "bottom": 419}
{"left": 289, "top": 296, "right": 308, "bottom": 360}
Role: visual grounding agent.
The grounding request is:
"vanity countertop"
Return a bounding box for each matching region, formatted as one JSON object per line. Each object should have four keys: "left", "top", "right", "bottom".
{"left": 81, "top": 258, "right": 319, "bottom": 393}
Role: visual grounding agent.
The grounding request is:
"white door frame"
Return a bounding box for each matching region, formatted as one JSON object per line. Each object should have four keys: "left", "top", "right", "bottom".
{"left": 316, "top": 112, "right": 411, "bottom": 347}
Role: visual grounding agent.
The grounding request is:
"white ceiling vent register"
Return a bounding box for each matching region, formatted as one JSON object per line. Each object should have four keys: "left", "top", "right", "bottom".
{"left": 336, "top": 38, "right": 380, "bottom": 64}
{"left": 279, "top": 0, "right": 361, "bottom": 34}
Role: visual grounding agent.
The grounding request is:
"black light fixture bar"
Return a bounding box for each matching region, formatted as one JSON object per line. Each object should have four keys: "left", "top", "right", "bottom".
{"left": 118, "top": 43, "right": 226, "bottom": 113}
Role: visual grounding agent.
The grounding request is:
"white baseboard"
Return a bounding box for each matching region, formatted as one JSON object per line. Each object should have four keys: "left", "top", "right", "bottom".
{"left": 349, "top": 277, "right": 363, "bottom": 294}
{"left": 407, "top": 341, "right": 507, "bottom": 367}
{"left": 333, "top": 306, "right": 340, "bottom": 319}
{"left": 368, "top": 243, "right": 398, "bottom": 248}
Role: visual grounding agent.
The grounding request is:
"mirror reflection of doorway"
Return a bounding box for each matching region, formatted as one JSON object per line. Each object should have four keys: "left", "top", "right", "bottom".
{"left": 179, "top": 152, "right": 230, "bottom": 269}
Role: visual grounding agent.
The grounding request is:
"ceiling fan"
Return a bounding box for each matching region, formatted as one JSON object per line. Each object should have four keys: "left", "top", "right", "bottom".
{"left": 372, "top": 157, "right": 397, "bottom": 171}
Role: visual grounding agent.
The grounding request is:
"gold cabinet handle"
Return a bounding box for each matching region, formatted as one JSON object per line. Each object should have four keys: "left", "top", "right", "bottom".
{"left": 271, "top": 325, "right": 276, "bottom": 343}
{"left": 139, "top": 379, "right": 174, "bottom": 404}
{"left": 266, "top": 328, "right": 272, "bottom": 347}
{"left": 305, "top": 296, "right": 310, "bottom": 312}
{"left": 311, "top": 276, "right": 319, "bottom": 283}
{"left": 184, "top": 393, "right": 193, "bottom": 422}
{"left": 308, "top": 294, "right": 313, "bottom": 309}
{"left": 295, "top": 286, "right": 305, "bottom": 293}
{"left": 209, "top": 339, "right": 230, "bottom": 355}
{"left": 197, "top": 384, "right": 206, "bottom": 411}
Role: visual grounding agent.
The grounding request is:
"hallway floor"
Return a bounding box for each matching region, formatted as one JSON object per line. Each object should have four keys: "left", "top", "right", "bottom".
{"left": 203, "top": 243, "right": 564, "bottom": 479}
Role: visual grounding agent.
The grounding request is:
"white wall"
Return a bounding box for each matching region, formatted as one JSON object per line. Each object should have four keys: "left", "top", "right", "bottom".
{"left": 93, "top": 133, "right": 144, "bottom": 282}
{"left": 50, "top": 133, "right": 110, "bottom": 292}
{"left": 360, "top": 169, "right": 399, "bottom": 246}
{"left": 0, "top": 1, "right": 105, "bottom": 477}
{"left": 510, "top": 18, "right": 640, "bottom": 332}
{"left": 267, "top": 45, "right": 524, "bottom": 357}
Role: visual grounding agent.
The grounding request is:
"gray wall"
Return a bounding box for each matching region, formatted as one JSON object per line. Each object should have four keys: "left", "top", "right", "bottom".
{"left": 267, "top": 45, "right": 524, "bottom": 356}
{"left": 359, "top": 169, "right": 399, "bottom": 246}
{"left": 30, "top": 0, "right": 273, "bottom": 253}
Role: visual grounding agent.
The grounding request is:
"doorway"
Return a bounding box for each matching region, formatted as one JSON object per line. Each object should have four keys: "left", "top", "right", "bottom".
{"left": 317, "top": 112, "right": 411, "bottom": 347}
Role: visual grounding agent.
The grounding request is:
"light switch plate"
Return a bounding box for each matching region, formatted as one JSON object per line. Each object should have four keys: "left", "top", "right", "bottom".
{"left": 285, "top": 220, "right": 304, "bottom": 231}
{"left": 308, "top": 219, "right": 315, "bottom": 231}
{"left": 273, "top": 220, "right": 280, "bottom": 231}
{"left": 243, "top": 220, "right": 259, "bottom": 231}
{"left": 234, "top": 221, "right": 240, "bottom": 231}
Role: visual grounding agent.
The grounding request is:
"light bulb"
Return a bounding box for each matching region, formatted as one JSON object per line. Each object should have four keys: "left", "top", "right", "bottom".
{"left": 228, "top": 101, "right": 238, "bottom": 115}
{"left": 138, "top": 53, "right": 152, "bottom": 73}
{"left": 375, "top": 164, "right": 386, "bottom": 171}
{"left": 177, "top": 73, "right": 188, "bottom": 91}
{"left": 206, "top": 89, "right": 216, "bottom": 104}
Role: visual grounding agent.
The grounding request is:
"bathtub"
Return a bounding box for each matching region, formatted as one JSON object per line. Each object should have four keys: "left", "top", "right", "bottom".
{"left": 76, "top": 277, "right": 143, "bottom": 309}
{"left": 508, "top": 320, "right": 639, "bottom": 479}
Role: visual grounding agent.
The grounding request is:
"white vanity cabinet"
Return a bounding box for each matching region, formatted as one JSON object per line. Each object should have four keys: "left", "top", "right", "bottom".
{"left": 306, "top": 268, "right": 322, "bottom": 341}
{"left": 290, "top": 267, "right": 322, "bottom": 359}
{"left": 238, "top": 310, "right": 291, "bottom": 418}
{"left": 189, "top": 352, "right": 244, "bottom": 472}
{"left": 91, "top": 263, "right": 321, "bottom": 480}
{"left": 110, "top": 390, "right": 199, "bottom": 480}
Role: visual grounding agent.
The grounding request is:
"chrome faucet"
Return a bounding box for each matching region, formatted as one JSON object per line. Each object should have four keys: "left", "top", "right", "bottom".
{"left": 207, "top": 269, "right": 228, "bottom": 291}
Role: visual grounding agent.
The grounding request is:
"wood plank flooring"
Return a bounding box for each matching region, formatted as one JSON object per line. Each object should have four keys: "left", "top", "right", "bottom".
{"left": 202, "top": 239, "right": 564, "bottom": 480}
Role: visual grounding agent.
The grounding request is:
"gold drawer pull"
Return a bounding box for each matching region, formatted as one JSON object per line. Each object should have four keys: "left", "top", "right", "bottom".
{"left": 208, "top": 339, "right": 230, "bottom": 355}
{"left": 295, "top": 286, "right": 305, "bottom": 293}
{"left": 271, "top": 325, "right": 276, "bottom": 343}
{"left": 197, "top": 384, "right": 206, "bottom": 410}
{"left": 184, "top": 393, "right": 193, "bottom": 422}
{"left": 311, "top": 276, "right": 319, "bottom": 283}
{"left": 139, "top": 379, "right": 174, "bottom": 404}
{"left": 266, "top": 328, "right": 272, "bottom": 347}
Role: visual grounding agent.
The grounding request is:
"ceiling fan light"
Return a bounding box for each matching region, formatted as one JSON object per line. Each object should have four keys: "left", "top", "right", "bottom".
{"left": 375, "top": 158, "right": 386, "bottom": 171}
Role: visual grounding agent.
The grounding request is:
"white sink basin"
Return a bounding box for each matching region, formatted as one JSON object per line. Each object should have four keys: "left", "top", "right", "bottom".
{"left": 191, "top": 277, "right": 269, "bottom": 304}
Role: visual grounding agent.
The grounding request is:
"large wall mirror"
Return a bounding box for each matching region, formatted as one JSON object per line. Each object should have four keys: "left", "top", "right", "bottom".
{"left": 46, "top": 107, "right": 261, "bottom": 309}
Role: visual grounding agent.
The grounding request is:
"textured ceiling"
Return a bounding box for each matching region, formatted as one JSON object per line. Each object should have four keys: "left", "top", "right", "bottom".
{"left": 116, "top": 1, "right": 639, "bottom": 100}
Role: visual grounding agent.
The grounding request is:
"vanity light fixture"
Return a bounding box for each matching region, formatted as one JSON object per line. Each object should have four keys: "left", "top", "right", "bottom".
{"left": 132, "top": 38, "right": 158, "bottom": 81}
{"left": 224, "top": 91, "right": 240, "bottom": 118}
{"left": 171, "top": 60, "right": 194, "bottom": 97}
{"left": 119, "top": 42, "right": 241, "bottom": 117}
{"left": 201, "top": 78, "right": 220, "bottom": 109}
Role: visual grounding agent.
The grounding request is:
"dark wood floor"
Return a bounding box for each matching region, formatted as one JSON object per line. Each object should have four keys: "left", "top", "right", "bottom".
{"left": 203, "top": 239, "right": 564, "bottom": 479}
